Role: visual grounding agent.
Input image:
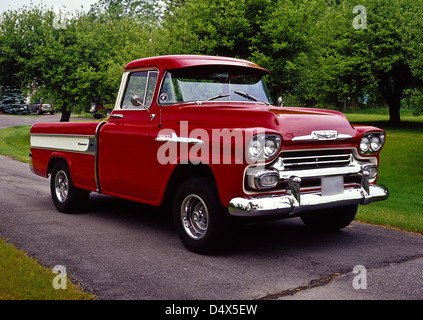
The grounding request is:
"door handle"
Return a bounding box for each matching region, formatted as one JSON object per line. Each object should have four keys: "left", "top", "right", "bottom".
{"left": 110, "top": 113, "right": 124, "bottom": 118}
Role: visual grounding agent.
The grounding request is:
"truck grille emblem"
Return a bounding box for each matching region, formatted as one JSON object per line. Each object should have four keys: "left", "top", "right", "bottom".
{"left": 292, "top": 130, "right": 352, "bottom": 142}
{"left": 314, "top": 130, "right": 337, "bottom": 140}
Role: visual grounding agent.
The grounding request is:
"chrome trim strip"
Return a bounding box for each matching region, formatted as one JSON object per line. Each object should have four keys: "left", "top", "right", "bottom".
{"left": 30, "top": 147, "right": 96, "bottom": 156}
{"left": 155, "top": 132, "right": 204, "bottom": 145}
{"left": 95, "top": 121, "right": 107, "bottom": 193}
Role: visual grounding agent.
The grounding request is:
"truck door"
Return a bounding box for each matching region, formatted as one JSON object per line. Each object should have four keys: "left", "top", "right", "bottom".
{"left": 99, "top": 70, "right": 158, "bottom": 201}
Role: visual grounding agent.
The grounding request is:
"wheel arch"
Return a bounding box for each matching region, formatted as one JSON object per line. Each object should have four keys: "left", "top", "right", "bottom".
{"left": 47, "top": 155, "right": 71, "bottom": 177}
{"left": 161, "top": 163, "right": 219, "bottom": 207}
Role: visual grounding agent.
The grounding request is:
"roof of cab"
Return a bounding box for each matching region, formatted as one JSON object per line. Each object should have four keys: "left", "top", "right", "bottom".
{"left": 124, "top": 55, "right": 270, "bottom": 75}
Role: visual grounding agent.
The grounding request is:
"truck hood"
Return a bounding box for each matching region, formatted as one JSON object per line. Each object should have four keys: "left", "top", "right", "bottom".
{"left": 179, "top": 104, "right": 356, "bottom": 142}
{"left": 269, "top": 107, "right": 356, "bottom": 142}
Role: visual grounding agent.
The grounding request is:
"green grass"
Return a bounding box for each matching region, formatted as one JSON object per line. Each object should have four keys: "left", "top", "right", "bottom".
{"left": 345, "top": 113, "right": 423, "bottom": 234}
{"left": 0, "top": 238, "right": 94, "bottom": 300}
{"left": 0, "top": 125, "right": 31, "bottom": 163}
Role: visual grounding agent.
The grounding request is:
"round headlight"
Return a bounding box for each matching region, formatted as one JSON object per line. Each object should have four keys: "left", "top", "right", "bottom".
{"left": 360, "top": 137, "right": 370, "bottom": 153}
{"left": 360, "top": 132, "right": 385, "bottom": 154}
{"left": 248, "top": 137, "right": 262, "bottom": 160}
{"left": 370, "top": 136, "right": 381, "bottom": 152}
{"left": 248, "top": 134, "right": 281, "bottom": 162}
{"left": 264, "top": 137, "right": 279, "bottom": 158}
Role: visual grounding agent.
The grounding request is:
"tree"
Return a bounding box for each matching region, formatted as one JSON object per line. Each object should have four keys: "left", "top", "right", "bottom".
{"left": 0, "top": 4, "right": 159, "bottom": 121}
{"left": 88, "top": 0, "right": 160, "bottom": 21}
{"left": 156, "top": 0, "right": 273, "bottom": 58}
{"left": 248, "top": 0, "right": 324, "bottom": 103}
{"left": 293, "top": 0, "right": 423, "bottom": 123}
{"left": 0, "top": 5, "right": 50, "bottom": 90}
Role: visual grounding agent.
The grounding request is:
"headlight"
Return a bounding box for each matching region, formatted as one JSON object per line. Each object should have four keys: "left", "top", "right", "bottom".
{"left": 360, "top": 132, "right": 385, "bottom": 155}
{"left": 247, "top": 134, "right": 281, "bottom": 162}
{"left": 248, "top": 137, "right": 262, "bottom": 160}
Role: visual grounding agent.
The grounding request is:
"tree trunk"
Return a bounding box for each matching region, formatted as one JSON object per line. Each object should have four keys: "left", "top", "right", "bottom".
{"left": 60, "top": 105, "right": 71, "bottom": 122}
{"left": 351, "top": 93, "right": 359, "bottom": 110}
{"left": 377, "top": 64, "right": 412, "bottom": 125}
{"left": 387, "top": 99, "right": 401, "bottom": 124}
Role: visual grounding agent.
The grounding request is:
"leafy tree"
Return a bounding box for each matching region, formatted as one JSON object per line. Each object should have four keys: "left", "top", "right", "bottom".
{"left": 157, "top": 0, "right": 273, "bottom": 58}
{"left": 294, "top": 0, "right": 423, "bottom": 123}
{"left": 0, "top": 4, "right": 158, "bottom": 121}
{"left": 88, "top": 0, "right": 160, "bottom": 21}
{"left": 249, "top": 0, "right": 324, "bottom": 104}
{"left": 0, "top": 5, "right": 52, "bottom": 90}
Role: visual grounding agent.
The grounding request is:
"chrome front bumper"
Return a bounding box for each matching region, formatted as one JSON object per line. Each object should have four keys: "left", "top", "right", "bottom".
{"left": 228, "top": 181, "right": 389, "bottom": 217}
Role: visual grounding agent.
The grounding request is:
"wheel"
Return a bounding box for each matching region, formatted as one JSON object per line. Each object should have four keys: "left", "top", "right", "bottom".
{"left": 173, "top": 178, "right": 227, "bottom": 253}
{"left": 50, "top": 160, "right": 89, "bottom": 213}
{"left": 300, "top": 205, "right": 358, "bottom": 232}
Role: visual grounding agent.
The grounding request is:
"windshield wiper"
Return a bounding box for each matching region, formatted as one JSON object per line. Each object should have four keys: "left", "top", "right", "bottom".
{"left": 205, "top": 94, "right": 230, "bottom": 101}
{"left": 234, "top": 91, "right": 270, "bottom": 105}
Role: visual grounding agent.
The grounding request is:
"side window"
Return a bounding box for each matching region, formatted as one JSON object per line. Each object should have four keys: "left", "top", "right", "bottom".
{"left": 158, "top": 72, "right": 177, "bottom": 104}
{"left": 121, "top": 70, "right": 159, "bottom": 109}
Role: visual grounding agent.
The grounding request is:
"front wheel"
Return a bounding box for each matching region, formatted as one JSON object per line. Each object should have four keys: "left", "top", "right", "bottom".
{"left": 173, "top": 178, "right": 227, "bottom": 254}
{"left": 300, "top": 205, "right": 358, "bottom": 232}
{"left": 50, "top": 161, "right": 89, "bottom": 213}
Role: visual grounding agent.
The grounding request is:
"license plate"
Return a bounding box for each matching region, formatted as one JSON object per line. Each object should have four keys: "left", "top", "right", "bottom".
{"left": 321, "top": 176, "right": 344, "bottom": 196}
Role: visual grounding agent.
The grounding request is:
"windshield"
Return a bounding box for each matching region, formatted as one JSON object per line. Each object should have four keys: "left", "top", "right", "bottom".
{"left": 158, "top": 66, "right": 272, "bottom": 105}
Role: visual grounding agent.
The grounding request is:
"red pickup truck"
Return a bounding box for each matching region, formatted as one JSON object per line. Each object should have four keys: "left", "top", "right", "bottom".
{"left": 30, "top": 55, "right": 389, "bottom": 253}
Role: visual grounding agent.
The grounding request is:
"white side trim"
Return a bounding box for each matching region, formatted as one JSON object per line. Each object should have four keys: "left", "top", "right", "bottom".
{"left": 30, "top": 134, "right": 96, "bottom": 154}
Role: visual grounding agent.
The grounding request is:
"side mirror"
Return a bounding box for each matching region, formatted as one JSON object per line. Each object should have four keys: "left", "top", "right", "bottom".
{"left": 131, "top": 94, "right": 145, "bottom": 108}
{"left": 277, "top": 96, "right": 284, "bottom": 107}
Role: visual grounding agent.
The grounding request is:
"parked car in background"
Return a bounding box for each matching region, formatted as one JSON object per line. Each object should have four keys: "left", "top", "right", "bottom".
{"left": 90, "top": 102, "right": 112, "bottom": 117}
{"left": 0, "top": 96, "right": 31, "bottom": 115}
{"left": 28, "top": 100, "right": 55, "bottom": 115}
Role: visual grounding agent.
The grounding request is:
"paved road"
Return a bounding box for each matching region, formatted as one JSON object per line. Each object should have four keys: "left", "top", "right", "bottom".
{"left": 0, "top": 115, "right": 422, "bottom": 301}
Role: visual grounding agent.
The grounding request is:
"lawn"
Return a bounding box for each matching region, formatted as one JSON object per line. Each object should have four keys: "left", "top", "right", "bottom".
{"left": 345, "top": 113, "right": 423, "bottom": 234}
{"left": 0, "top": 125, "right": 31, "bottom": 163}
{"left": 0, "top": 238, "right": 94, "bottom": 300}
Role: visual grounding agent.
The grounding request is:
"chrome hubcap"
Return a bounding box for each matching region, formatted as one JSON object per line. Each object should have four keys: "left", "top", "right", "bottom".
{"left": 55, "top": 170, "right": 69, "bottom": 203}
{"left": 181, "top": 194, "right": 208, "bottom": 240}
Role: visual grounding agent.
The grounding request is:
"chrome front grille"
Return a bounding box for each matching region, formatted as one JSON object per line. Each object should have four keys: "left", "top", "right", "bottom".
{"left": 279, "top": 150, "right": 352, "bottom": 171}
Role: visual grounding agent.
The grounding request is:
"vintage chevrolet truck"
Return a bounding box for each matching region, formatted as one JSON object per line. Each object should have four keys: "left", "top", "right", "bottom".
{"left": 30, "top": 55, "right": 389, "bottom": 253}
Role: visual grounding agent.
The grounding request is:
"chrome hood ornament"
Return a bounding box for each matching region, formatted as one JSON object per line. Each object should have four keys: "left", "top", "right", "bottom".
{"left": 292, "top": 130, "right": 352, "bottom": 142}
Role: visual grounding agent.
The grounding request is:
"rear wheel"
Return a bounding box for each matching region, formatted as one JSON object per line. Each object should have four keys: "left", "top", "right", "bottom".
{"left": 300, "top": 205, "right": 358, "bottom": 232}
{"left": 173, "top": 178, "right": 227, "bottom": 253}
{"left": 50, "top": 161, "right": 89, "bottom": 213}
